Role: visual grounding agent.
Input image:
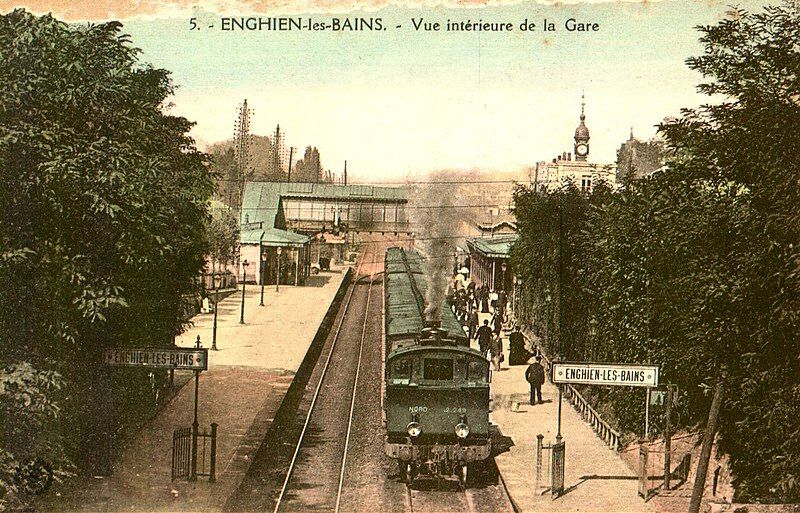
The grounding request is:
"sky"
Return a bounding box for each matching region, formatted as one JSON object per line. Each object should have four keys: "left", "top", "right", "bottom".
{"left": 5, "top": 0, "right": 778, "bottom": 182}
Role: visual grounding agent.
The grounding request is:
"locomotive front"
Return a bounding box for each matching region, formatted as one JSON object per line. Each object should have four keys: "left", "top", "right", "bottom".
{"left": 384, "top": 323, "right": 491, "bottom": 485}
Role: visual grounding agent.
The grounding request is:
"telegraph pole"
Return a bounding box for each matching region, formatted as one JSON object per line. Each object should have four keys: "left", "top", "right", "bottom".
{"left": 344, "top": 161, "right": 347, "bottom": 186}
{"left": 287, "top": 147, "right": 294, "bottom": 182}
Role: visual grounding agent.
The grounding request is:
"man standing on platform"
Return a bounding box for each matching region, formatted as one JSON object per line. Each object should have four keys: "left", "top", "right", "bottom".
{"left": 476, "top": 319, "right": 493, "bottom": 355}
{"left": 525, "top": 356, "right": 545, "bottom": 405}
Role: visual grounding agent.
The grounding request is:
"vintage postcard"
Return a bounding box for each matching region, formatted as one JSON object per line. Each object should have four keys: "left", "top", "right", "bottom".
{"left": 1, "top": 0, "right": 797, "bottom": 512}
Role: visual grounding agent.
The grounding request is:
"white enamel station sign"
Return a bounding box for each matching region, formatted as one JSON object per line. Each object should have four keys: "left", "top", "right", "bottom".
{"left": 104, "top": 348, "right": 208, "bottom": 371}
{"left": 551, "top": 362, "right": 659, "bottom": 388}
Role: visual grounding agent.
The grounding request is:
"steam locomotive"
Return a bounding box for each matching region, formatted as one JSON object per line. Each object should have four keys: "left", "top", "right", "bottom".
{"left": 383, "top": 247, "right": 491, "bottom": 487}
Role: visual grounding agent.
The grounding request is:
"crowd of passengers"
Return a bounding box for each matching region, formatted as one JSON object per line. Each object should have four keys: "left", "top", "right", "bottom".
{"left": 447, "top": 262, "right": 541, "bottom": 373}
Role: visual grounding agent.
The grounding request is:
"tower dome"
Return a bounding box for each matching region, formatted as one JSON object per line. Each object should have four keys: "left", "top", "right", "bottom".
{"left": 574, "top": 94, "right": 590, "bottom": 161}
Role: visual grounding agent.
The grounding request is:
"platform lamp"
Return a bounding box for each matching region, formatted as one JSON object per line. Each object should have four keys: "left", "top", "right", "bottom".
{"left": 501, "top": 262, "right": 508, "bottom": 291}
{"left": 239, "top": 260, "right": 249, "bottom": 324}
{"left": 212, "top": 272, "right": 220, "bottom": 351}
{"left": 259, "top": 243, "right": 267, "bottom": 306}
{"left": 275, "top": 247, "right": 282, "bottom": 292}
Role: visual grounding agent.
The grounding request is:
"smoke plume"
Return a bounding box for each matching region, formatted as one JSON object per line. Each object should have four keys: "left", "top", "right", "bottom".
{"left": 409, "top": 173, "right": 461, "bottom": 321}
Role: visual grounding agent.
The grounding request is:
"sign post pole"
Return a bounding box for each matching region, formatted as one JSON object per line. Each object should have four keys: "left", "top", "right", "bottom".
{"left": 212, "top": 278, "right": 219, "bottom": 351}
{"left": 663, "top": 386, "right": 674, "bottom": 490}
{"left": 645, "top": 387, "right": 650, "bottom": 440}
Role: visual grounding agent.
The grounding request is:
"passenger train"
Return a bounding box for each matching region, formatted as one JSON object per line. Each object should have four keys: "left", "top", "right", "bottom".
{"left": 382, "top": 247, "right": 491, "bottom": 487}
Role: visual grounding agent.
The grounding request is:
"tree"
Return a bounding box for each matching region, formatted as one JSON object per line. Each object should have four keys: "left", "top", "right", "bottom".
{"left": 0, "top": 9, "right": 213, "bottom": 507}
{"left": 293, "top": 146, "right": 323, "bottom": 182}
{"left": 512, "top": 3, "right": 800, "bottom": 501}
{"left": 205, "top": 202, "right": 239, "bottom": 277}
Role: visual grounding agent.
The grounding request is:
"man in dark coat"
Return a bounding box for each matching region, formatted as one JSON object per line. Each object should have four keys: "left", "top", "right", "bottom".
{"left": 508, "top": 326, "right": 530, "bottom": 365}
{"left": 525, "top": 356, "right": 546, "bottom": 405}
{"left": 476, "top": 319, "right": 493, "bottom": 355}
{"left": 467, "top": 308, "right": 479, "bottom": 341}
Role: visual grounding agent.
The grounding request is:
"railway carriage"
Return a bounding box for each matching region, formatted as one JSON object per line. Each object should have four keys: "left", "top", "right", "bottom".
{"left": 383, "top": 247, "right": 491, "bottom": 487}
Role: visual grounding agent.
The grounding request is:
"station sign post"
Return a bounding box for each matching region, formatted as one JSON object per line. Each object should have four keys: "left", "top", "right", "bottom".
{"left": 105, "top": 338, "right": 209, "bottom": 481}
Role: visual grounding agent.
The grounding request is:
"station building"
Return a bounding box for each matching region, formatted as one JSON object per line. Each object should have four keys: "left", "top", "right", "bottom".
{"left": 239, "top": 181, "right": 408, "bottom": 285}
{"left": 465, "top": 233, "right": 518, "bottom": 292}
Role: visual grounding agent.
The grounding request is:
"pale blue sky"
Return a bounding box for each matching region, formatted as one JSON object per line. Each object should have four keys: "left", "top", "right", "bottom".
{"left": 121, "top": 0, "right": 773, "bottom": 181}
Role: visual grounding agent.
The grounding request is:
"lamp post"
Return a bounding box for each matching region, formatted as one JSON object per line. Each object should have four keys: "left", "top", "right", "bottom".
{"left": 240, "top": 260, "right": 249, "bottom": 324}
{"left": 259, "top": 245, "right": 266, "bottom": 306}
{"left": 275, "top": 247, "right": 282, "bottom": 292}
{"left": 501, "top": 262, "right": 508, "bottom": 291}
{"left": 212, "top": 273, "right": 220, "bottom": 351}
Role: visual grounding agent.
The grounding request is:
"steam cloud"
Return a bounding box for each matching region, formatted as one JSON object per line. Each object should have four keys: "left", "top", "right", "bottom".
{"left": 409, "top": 175, "right": 460, "bottom": 321}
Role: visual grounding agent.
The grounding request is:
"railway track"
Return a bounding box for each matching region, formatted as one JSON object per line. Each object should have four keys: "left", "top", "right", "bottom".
{"left": 272, "top": 241, "right": 380, "bottom": 513}
{"left": 403, "top": 465, "right": 516, "bottom": 513}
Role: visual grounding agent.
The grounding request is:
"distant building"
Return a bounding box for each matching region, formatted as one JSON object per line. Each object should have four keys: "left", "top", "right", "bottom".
{"left": 535, "top": 96, "right": 616, "bottom": 193}
{"left": 466, "top": 233, "right": 518, "bottom": 292}
{"left": 475, "top": 219, "right": 517, "bottom": 238}
{"left": 615, "top": 130, "right": 667, "bottom": 182}
{"left": 239, "top": 181, "right": 408, "bottom": 285}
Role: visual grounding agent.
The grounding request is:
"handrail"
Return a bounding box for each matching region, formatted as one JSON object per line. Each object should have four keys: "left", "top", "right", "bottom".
{"left": 519, "top": 326, "right": 621, "bottom": 451}
{"left": 563, "top": 385, "right": 621, "bottom": 451}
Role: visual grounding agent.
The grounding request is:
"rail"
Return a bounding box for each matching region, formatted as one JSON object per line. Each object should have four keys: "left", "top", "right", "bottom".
{"left": 563, "top": 385, "right": 622, "bottom": 451}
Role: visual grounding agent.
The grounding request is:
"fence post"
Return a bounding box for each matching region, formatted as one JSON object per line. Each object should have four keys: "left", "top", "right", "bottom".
{"left": 551, "top": 440, "right": 565, "bottom": 498}
{"left": 536, "top": 434, "right": 544, "bottom": 490}
{"left": 209, "top": 423, "right": 218, "bottom": 482}
{"left": 638, "top": 443, "right": 649, "bottom": 499}
{"left": 171, "top": 430, "right": 177, "bottom": 481}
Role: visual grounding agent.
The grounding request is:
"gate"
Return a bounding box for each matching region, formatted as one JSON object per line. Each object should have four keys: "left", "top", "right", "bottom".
{"left": 172, "top": 427, "right": 192, "bottom": 481}
{"left": 196, "top": 423, "right": 218, "bottom": 482}
{"left": 535, "top": 434, "right": 566, "bottom": 498}
{"left": 172, "top": 424, "right": 217, "bottom": 482}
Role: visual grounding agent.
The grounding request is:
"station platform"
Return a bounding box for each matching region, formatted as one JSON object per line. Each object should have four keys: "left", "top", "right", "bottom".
{"left": 486, "top": 322, "right": 654, "bottom": 513}
{"left": 41, "top": 269, "right": 348, "bottom": 512}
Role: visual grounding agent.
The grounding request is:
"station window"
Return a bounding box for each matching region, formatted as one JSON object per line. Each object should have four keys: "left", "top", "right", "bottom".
{"left": 423, "top": 358, "right": 454, "bottom": 381}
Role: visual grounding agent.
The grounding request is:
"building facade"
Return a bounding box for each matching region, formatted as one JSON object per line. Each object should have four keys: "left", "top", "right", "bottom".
{"left": 536, "top": 96, "right": 616, "bottom": 193}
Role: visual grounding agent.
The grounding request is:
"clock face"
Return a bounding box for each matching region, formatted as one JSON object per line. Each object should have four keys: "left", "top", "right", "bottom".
{"left": 576, "top": 143, "right": 588, "bottom": 156}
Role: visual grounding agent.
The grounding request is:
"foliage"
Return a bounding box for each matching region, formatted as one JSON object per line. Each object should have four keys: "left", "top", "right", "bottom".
{"left": 512, "top": 2, "right": 800, "bottom": 501}
{"left": 0, "top": 363, "right": 71, "bottom": 510}
{"left": 205, "top": 202, "right": 239, "bottom": 273}
{"left": 0, "top": 9, "right": 213, "bottom": 507}
{"left": 293, "top": 146, "right": 324, "bottom": 183}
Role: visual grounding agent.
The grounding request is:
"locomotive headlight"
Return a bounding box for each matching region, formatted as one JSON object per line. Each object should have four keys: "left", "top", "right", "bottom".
{"left": 455, "top": 422, "right": 470, "bottom": 439}
{"left": 407, "top": 422, "right": 422, "bottom": 437}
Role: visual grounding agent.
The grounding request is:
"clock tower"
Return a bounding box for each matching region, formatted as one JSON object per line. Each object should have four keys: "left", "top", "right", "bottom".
{"left": 574, "top": 94, "right": 590, "bottom": 162}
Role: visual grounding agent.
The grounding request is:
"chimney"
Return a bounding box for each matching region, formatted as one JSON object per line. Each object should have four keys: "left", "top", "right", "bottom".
{"left": 568, "top": 152, "right": 572, "bottom": 161}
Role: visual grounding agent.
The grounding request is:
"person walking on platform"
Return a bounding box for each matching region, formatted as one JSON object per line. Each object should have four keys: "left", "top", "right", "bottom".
{"left": 492, "top": 309, "right": 504, "bottom": 336}
{"left": 480, "top": 287, "right": 490, "bottom": 313}
{"left": 525, "top": 356, "right": 545, "bottom": 405}
{"left": 497, "top": 289, "right": 507, "bottom": 316}
{"left": 476, "top": 319, "right": 493, "bottom": 355}
{"left": 508, "top": 326, "right": 531, "bottom": 365}
{"left": 489, "top": 333, "right": 503, "bottom": 371}
{"left": 468, "top": 308, "right": 479, "bottom": 341}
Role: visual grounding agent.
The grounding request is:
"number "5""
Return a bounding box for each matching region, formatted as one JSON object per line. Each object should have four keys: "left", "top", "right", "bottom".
{"left": 189, "top": 17, "right": 199, "bottom": 30}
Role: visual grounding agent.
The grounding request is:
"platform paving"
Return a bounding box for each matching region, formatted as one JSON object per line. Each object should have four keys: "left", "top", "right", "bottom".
{"left": 41, "top": 270, "right": 347, "bottom": 513}
{"left": 486, "top": 328, "right": 654, "bottom": 513}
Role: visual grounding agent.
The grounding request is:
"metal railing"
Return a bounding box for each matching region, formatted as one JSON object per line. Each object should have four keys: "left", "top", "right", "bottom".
{"left": 563, "top": 385, "right": 621, "bottom": 451}
{"left": 171, "top": 423, "right": 217, "bottom": 482}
